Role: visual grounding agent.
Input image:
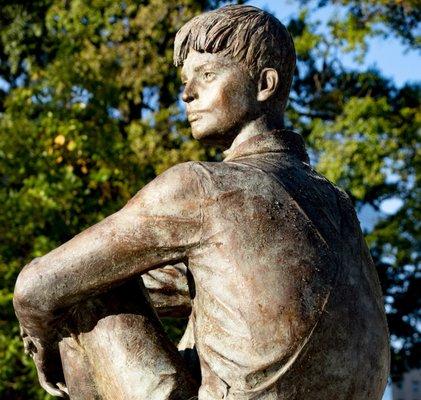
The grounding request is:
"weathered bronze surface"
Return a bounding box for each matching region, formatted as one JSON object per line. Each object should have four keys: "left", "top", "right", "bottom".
{"left": 13, "top": 5, "right": 389, "bottom": 400}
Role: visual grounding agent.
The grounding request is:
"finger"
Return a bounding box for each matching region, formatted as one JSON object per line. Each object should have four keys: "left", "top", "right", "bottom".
{"left": 40, "top": 379, "right": 68, "bottom": 398}
{"left": 57, "top": 382, "right": 69, "bottom": 395}
{"left": 35, "top": 355, "right": 67, "bottom": 397}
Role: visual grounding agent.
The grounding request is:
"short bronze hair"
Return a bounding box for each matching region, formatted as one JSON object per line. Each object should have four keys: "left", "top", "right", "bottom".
{"left": 174, "top": 5, "right": 296, "bottom": 111}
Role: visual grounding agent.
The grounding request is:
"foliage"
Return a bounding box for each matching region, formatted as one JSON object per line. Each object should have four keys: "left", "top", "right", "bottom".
{"left": 0, "top": 0, "right": 419, "bottom": 397}
{"left": 300, "top": 0, "right": 421, "bottom": 49}
{"left": 286, "top": 0, "right": 420, "bottom": 382}
{"left": 0, "top": 0, "right": 231, "bottom": 398}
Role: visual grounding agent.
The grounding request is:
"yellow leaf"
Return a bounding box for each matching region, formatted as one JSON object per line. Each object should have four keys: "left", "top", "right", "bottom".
{"left": 54, "top": 134, "right": 66, "bottom": 146}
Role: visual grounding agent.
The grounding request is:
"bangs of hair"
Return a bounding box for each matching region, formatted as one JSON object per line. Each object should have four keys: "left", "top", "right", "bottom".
{"left": 174, "top": 6, "right": 291, "bottom": 72}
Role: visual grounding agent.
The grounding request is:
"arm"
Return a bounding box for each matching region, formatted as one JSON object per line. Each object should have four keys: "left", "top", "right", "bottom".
{"left": 13, "top": 162, "right": 203, "bottom": 350}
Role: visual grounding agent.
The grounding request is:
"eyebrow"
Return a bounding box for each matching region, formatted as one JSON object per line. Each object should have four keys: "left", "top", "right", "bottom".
{"left": 194, "top": 61, "right": 231, "bottom": 72}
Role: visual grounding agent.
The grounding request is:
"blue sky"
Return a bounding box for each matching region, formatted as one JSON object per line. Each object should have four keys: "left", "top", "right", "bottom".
{"left": 247, "top": 0, "right": 421, "bottom": 87}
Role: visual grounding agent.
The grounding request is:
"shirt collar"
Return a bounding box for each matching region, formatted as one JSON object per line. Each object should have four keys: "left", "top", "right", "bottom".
{"left": 223, "top": 129, "right": 309, "bottom": 163}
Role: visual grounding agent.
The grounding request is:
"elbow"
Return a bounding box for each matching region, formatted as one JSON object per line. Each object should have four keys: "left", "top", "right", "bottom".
{"left": 13, "top": 261, "right": 37, "bottom": 316}
{"left": 13, "top": 258, "right": 52, "bottom": 319}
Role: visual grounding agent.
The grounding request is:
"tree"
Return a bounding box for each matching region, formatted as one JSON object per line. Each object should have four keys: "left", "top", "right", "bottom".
{"left": 0, "top": 1, "right": 234, "bottom": 398}
{"left": 284, "top": 0, "right": 420, "bottom": 382}
{"left": 0, "top": 0, "right": 418, "bottom": 398}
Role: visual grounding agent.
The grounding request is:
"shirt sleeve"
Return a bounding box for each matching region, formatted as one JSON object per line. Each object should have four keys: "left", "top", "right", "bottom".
{"left": 13, "top": 162, "right": 203, "bottom": 338}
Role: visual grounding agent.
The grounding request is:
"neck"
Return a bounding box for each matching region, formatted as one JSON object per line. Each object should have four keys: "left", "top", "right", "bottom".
{"left": 228, "top": 113, "right": 284, "bottom": 151}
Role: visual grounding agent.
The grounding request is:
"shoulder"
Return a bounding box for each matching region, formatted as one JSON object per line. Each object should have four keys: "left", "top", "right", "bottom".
{"left": 127, "top": 162, "right": 204, "bottom": 211}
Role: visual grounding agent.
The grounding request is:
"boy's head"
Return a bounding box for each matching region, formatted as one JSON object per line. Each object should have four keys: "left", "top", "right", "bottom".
{"left": 174, "top": 5, "right": 295, "bottom": 111}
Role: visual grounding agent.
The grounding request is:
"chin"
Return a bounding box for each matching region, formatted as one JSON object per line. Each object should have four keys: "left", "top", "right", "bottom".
{"left": 191, "top": 121, "right": 236, "bottom": 146}
{"left": 191, "top": 125, "right": 215, "bottom": 141}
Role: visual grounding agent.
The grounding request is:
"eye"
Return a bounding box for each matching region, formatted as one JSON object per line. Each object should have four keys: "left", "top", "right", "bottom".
{"left": 203, "top": 72, "right": 216, "bottom": 82}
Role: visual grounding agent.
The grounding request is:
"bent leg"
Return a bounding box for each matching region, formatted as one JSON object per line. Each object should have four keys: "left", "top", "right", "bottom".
{"left": 58, "top": 279, "right": 198, "bottom": 400}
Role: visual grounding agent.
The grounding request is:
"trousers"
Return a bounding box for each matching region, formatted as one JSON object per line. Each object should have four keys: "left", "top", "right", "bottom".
{"left": 58, "top": 266, "right": 199, "bottom": 400}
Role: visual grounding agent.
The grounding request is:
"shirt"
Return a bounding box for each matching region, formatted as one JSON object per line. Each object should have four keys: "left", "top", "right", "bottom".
{"left": 142, "top": 129, "right": 389, "bottom": 400}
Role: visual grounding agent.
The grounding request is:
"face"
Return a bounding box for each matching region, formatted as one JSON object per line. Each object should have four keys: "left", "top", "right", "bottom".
{"left": 181, "top": 50, "right": 258, "bottom": 145}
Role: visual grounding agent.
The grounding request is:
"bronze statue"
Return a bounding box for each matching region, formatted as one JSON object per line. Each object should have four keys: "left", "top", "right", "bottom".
{"left": 13, "top": 5, "right": 390, "bottom": 400}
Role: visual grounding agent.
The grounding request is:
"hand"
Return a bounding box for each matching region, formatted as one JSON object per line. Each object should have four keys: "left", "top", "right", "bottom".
{"left": 21, "top": 326, "right": 69, "bottom": 398}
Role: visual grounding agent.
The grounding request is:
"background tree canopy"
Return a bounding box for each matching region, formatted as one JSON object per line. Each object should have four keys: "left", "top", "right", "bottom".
{"left": 0, "top": 0, "right": 419, "bottom": 398}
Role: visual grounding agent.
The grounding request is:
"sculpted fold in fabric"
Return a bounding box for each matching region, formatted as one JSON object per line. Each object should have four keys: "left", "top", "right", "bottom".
{"left": 13, "top": 4, "right": 389, "bottom": 400}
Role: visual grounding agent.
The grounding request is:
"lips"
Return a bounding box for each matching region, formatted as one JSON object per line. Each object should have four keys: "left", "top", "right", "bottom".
{"left": 187, "top": 112, "right": 202, "bottom": 123}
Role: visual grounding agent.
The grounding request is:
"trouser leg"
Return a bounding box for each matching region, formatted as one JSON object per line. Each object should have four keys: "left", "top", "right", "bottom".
{"left": 58, "top": 279, "right": 199, "bottom": 400}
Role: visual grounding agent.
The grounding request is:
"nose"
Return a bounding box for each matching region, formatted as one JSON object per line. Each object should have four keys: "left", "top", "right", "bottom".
{"left": 182, "top": 80, "right": 197, "bottom": 103}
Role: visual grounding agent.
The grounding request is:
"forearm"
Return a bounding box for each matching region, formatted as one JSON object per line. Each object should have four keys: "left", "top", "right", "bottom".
{"left": 13, "top": 218, "right": 115, "bottom": 326}
{"left": 13, "top": 209, "right": 165, "bottom": 337}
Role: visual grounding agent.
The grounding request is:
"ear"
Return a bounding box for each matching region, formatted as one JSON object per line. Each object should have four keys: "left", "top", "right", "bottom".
{"left": 257, "top": 68, "right": 279, "bottom": 102}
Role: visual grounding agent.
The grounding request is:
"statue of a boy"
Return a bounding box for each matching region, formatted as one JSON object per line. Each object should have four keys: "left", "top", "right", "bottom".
{"left": 13, "top": 5, "right": 389, "bottom": 400}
